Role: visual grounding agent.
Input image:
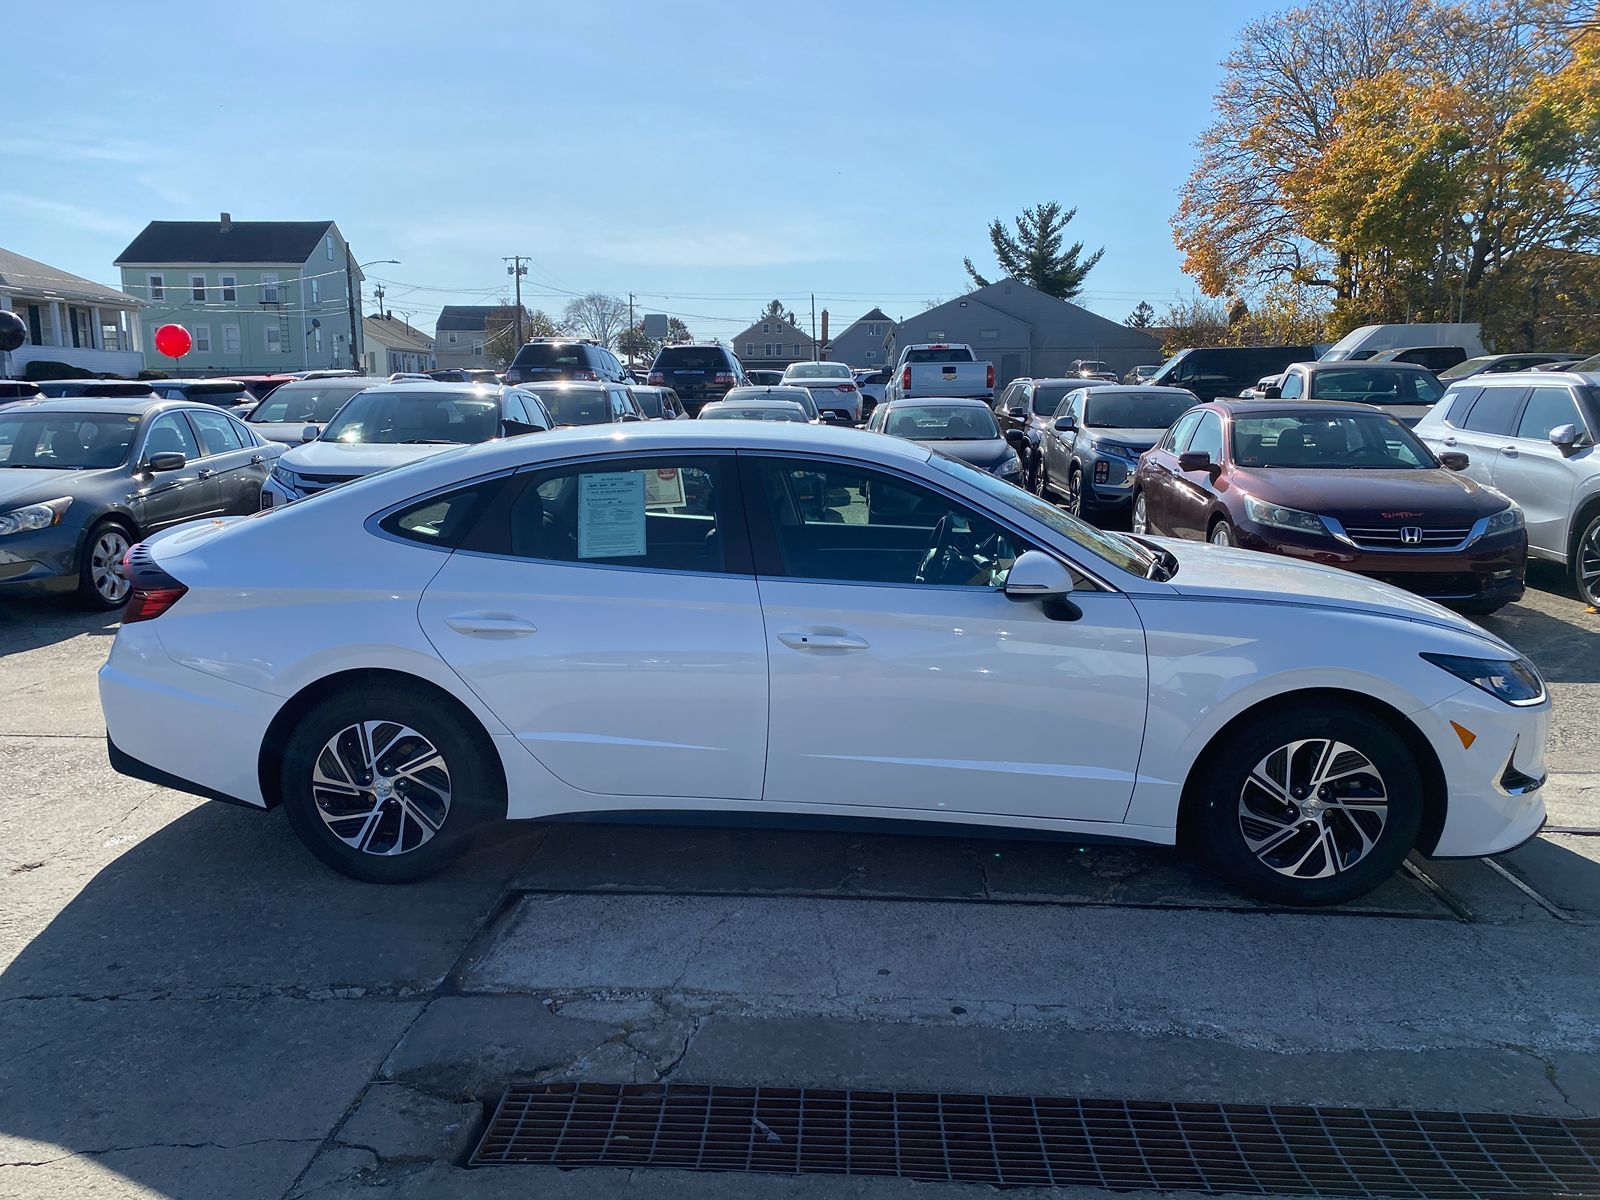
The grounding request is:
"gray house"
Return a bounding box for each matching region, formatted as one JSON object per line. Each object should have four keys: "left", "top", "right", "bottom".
{"left": 825, "top": 307, "right": 894, "bottom": 368}
{"left": 434, "top": 305, "right": 497, "bottom": 369}
{"left": 885, "top": 280, "right": 1161, "bottom": 386}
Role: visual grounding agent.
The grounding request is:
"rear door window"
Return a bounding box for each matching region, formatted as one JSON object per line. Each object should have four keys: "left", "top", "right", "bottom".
{"left": 187, "top": 408, "right": 247, "bottom": 455}
{"left": 1460, "top": 387, "right": 1527, "bottom": 435}
{"left": 1439, "top": 386, "right": 1482, "bottom": 427}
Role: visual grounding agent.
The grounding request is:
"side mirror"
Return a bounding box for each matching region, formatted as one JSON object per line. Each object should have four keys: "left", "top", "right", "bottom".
{"left": 1261, "top": 384, "right": 1283, "bottom": 399}
{"left": 145, "top": 451, "right": 186, "bottom": 472}
{"left": 1550, "top": 423, "right": 1582, "bottom": 453}
{"left": 499, "top": 418, "right": 544, "bottom": 438}
{"left": 1004, "top": 428, "right": 1029, "bottom": 450}
{"left": 1054, "top": 415, "right": 1077, "bottom": 432}
{"left": 619, "top": 412, "right": 643, "bottom": 423}
{"left": 1178, "top": 450, "right": 1213, "bottom": 473}
{"left": 1438, "top": 450, "right": 1470, "bottom": 471}
{"left": 1004, "top": 550, "right": 1075, "bottom": 600}
{"left": 300, "top": 425, "right": 319, "bottom": 443}
{"left": 1006, "top": 406, "right": 1026, "bottom": 418}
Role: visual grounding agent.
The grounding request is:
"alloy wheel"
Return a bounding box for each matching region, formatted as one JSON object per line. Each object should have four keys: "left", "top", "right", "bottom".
{"left": 1580, "top": 518, "right": 1600, "bottom": 606}
{"left": 311, "top": 721, "right": 452, "bottom": 856}
{"left": 1066, "top": 470, "right": 1083, "bottom": 517}
{"left": 91, "top": 529, "right": 131, "bottom": 604}
{"left": 1210, "top": 522, "right": 1234, "bottom": 547}
{"left": 1237, "top": 739, "right": 1388, "bottom": 879}
{"left": 1132, "top": 493, "right": 1147, "bottom": 535}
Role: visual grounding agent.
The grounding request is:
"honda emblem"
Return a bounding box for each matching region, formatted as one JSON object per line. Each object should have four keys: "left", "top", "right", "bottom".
{"left": 1400, "top": 526, "right": 1424, "bottom": 545}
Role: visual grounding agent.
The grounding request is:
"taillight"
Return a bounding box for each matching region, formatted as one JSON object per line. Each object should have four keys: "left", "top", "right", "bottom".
{"left": 120, "top": 543, "right": 187, "bottom": 623}
{"left": 901, "top": 366, "right": 911, "bottom": 390}
{"left": 504, "top": 368, "right": 522, "bottom": 384}
{"left": 986, "top": 364, "right": 995, "bottom": 389}
{"left": 837, "top": 383, "right": 857, "bottom": 391}
{"left": 648, "top": 371, "right": 665, "bottom": 385}
{"left": 571, "top": 369, "right": 598, "bottom": 381}
{"left": 714, "top": 371, "right": 736, "bottom": 385}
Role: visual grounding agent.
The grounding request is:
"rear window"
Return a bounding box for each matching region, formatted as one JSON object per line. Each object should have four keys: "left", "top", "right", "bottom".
{"left": 83, "top": 383, "right": 154, "bottom": 397}
{"left": 543, "top": 390, "right": 612, "bottom": 426}
{"left": 904, "top": 348, "right": 975, "bottom": 364}
{"left": 654, "top": 348, "right": 729, "bottom": 371}
{"left": 248, "top": 381, "right": 370, "bottom": 424}
{"left": 510, "top": 344, "right": 590, "bottom": 371}
{"left": 1308, "top": 369, "right": 1443, "bottom": 403}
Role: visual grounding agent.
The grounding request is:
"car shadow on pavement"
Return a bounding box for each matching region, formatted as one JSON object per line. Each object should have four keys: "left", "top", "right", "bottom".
{"left": 0, "top": 596, "right": 120, "bottom": 657}
{"left": 0, "top": 800, "right": 543, "bottom": 1199}
{"left": 1479, "top": 561, "right": 1599, "bottom": 684}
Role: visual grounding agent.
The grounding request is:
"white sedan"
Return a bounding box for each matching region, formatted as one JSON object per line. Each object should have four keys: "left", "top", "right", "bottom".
{"left": 781, "top": 361, "right": 863, "bottom": 422}
{"left": 99, "top": 423, "right": 1550, "bottom": 905}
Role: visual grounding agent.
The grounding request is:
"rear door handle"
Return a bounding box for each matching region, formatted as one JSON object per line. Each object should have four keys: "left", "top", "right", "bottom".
{"left": 777, "top": 630, "right": 869, "bottom": 651}
{"left": 444, "top": 614, "right": 538, "bottom": 637}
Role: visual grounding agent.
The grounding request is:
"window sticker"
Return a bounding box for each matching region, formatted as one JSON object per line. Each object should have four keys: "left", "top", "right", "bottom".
{"left": 644, "top": 466, "right": 686, "bottom": 508}
{"left": 578, "top": 471, "right": 646, "bottom": 559}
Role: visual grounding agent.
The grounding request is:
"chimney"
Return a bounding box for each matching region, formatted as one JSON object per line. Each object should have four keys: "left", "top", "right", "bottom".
{"left": 219, "top": 212, "right": 232, "bottom": 232}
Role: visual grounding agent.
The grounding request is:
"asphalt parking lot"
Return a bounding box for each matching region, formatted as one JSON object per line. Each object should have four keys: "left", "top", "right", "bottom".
{"left": 1, "top": 563, "right": 1598, "bottom": 1200}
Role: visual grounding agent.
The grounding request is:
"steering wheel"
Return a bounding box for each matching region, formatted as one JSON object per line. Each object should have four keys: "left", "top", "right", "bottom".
{"left": 914, "top": 516, "right": 957, "bottom": 585}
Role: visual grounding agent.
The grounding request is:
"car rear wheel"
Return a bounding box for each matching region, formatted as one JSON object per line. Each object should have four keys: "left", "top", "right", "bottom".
{"left": 1131, "top": 491, "right": 1148, "bottom": 535}
{"left": 1209, "top": 519, "right": 1235, "bottom": 547}
{"left": 1190, "top": 703, "right": 1422, "bottom": 906}
{"left": 280, "top": 685, "right": 502, "bottom": 883}
{"left": 76, "top": 521, "right": 132, "bottom": 610}
{"left": 1573, "top": 511, "right": 1600, "bottom": 607}
{"left": 1065, "top": 466, "right": 1084, "bottom": 518}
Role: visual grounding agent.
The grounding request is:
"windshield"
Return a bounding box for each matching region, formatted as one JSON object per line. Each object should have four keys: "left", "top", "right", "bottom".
{"left": 249, "top": 382, "right": 371, "bottom": 424}
{"left": 784, "top": 363, "right": 852, "bottom": 380}
{"left": 0, "top": 412, "right": 137, "bottom": 469}
{"left": 1437, "top": 357, "right": 1496, "bottom": 380}
{"left": 700, "top": 404, "right": 807, "bottom": 422}
{"left": 1232, "top": 412, "right": 1435, "bottom": 469}
{"left": 929, "top": 453, "right": 1158, "bottom": 577}
{"left": 656, "top": 349, "right": 726, "bottom": 371}
{"left": 904, "top": 348, "right": 974, "bottom": 364}
{"left": 542, "top": 390, "right": 612, "bottom": 426}
{"left": 885, "top": 405, "right": 1000, "bottom": 440}
{"left": 1085, "top": 392, "right": 1195, "bottom": 429}
{"left": 321, "top": 390, "right": 502, "bottom": 444}
{"left": 1308, "top": 369, "right": 1444, "bottom": 403}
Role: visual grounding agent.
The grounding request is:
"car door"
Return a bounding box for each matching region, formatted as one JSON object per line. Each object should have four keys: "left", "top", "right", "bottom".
{"left": 1442, "top": 384, "right": 1526, "bottom": 485}
{"left": 1167, "top": 409, "right": 1226, "bottom": 540}
{"left": 131, "top": 411, "right": 218, "bottom": 532}
{"left": 417, "top": 453, "right": 769, "bottom": 799}
{"left": 185, "top": 406, "right": 269, "bottom": 514}
{"left": 1044, "top": 392, "right": 1081, "bottom": 483}
{"left": 1138, "top": 409, "right": 1203, "bottom": 535}
{"left": 1494, "top": 385, "right": 1591, "bottom": 558}
{"left": 745, "top": 453, "right": 1148, "bottom": 823}
{"left": 996, "top": 383, "right": 1028, "bottom": 440}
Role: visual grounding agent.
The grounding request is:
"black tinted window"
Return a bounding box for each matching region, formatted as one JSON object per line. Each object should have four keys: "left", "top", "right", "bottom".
{"left": 1461, "top": 387, "right": 1525, "bottom": 435}
{"left": 1516, "top": 387, "right": 1583, "bottom": 441}
{"left": 655, "top": 348, "right": 728, "bottom": 371}
{"left": 511, "top": 344, "right": 588, "bottom": 370}
{"left": 381, "top": 481, "right": 501, "bottom": 548}
{"left": 1440, "top": 386, "right": 1481, "bottom": 426}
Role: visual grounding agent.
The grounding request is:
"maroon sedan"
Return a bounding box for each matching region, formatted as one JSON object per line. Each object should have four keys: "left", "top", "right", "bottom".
{"left": 1132, "top": 400, "right": 1527, "bottom": 614}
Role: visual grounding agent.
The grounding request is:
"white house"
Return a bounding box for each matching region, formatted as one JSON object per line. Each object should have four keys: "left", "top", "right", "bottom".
{"left": 0, "top": 247, "right": 144, "bottom": 377}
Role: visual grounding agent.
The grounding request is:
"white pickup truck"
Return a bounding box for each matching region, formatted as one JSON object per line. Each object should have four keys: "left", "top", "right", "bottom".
{"left": 883, "top": 343, "right": 995, "bottom": 405}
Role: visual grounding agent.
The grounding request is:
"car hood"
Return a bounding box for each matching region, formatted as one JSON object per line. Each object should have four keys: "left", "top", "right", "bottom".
{"left": 1229, "top": 466, "right": 1508, "bottom": 523}
{"left": 277, "top": 440, "right": 468, "bottom": 477}
{"left": 0, "top": 468, "right": 100, "bottom": 507}
{"left": 922, "top": 439, "right": 1013, "bottom": 470}
{"left": 1149, "top": 536, "right": 1513, "bottom": 647}
{"left": 249, "top": 420, "right": 327, "bottom": 445}
{"left": 1083, "top": 427, "right": 1168, "bottom": 452}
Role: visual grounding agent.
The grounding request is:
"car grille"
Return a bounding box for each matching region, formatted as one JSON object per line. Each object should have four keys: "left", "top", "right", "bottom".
{"left": 1367, "top": 572, "right": 1486, "bottom": 599}
{"left": 1343, "top": 524, "right": 1474, "bottom": 551}
{"left": 297, "top": 472, "right": 357, "bottom": 493}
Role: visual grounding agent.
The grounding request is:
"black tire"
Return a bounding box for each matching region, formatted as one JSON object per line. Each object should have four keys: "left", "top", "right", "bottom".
{"left": 280, "top": 685, "right": 503, "bottom": 883}
{"left": 1189, "top": 702, "right": 1423, "bottom": 906}
{"left": 76, "top": 520, "right": 134, "bottom": 610}
{"left": 1209, "top": 518, "right": 1236, "bottom": 547}
{"left": 1035, "top": 458, "right": 1052, "bottom": 499}
{"left": 1132, "top": 490, "right": 1149, "bottom": 535}
{"left": 1572, "top": 509, "right": 1600, "bottom": 607}
{"left": 1065, "top": 466, "right": 1085, "bottom": 518}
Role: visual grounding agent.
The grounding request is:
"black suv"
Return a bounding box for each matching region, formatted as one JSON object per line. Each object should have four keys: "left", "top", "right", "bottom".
{"left": 504, "top": 339, "right": 629, "bottom": 386}
{"left": 647, "top": 344, "right": 745, "bottom": 414}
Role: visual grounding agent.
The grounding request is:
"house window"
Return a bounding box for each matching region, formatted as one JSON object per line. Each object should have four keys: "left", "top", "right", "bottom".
{"left": 746, "top": 342, "right": 755, "bottom": 356}
{"left": 266, "top": 326, "right": 283, "bottom": 353}
{"left": 310, "top": 279, "right": 320, "bottom": 304}
{"left": 793, "top": 344, "right": 800, "bottom": 356}
{"left": 223, "top": 325, "right": 240, "bottom": 353}
{"left": 262, "top": 273, "right": 279, "bottom": 304}
{"left": 220, "top": 274, "right": 237, "bottom": 302}
{"left": 102, "top": 323, "right": 120, "bottom": 350}
{"left": 326, "top": 234, "right": 335, "bottom": 260}
{"left": 315, "top": 328, "right": 323, "bottom": 353}
{"left": 764, "top": 343, "right": 773, "bottom": 356}
{"left": 148, "top": 274, "right": 164, "bottom": 301}
{"left": 190, "top": 274, "right": 206, "bottom": 302}
{"left": 194, "top": 325, "right": 211, "bottom": 353}
{"left": 762, "top": 323, "right": 770, "bottom": 334}
{"left": 929, "top": 330, "right": 946, "bottom": 339}
{"left": 979, "top": 329, "right": 999, "bottom": 340}
{"left": 472, "top": 339, "right": 484, "bottom": 354}
{"left": 448, "top": 332, "right": 458, "bottom": 344}
{"left": 865, "top": 350, "right": 877, "bottom": 360}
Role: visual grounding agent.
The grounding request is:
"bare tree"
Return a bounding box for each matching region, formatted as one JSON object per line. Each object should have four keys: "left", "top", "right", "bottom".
{"left": 484, "top": 304, "right": 563, "bottom": 367}
{"left": 561, "top": 294, "right": 630, "bottom": 348}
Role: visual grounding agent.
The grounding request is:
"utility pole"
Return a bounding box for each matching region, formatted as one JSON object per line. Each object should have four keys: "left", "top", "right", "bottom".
{"left": 504, "top": 256, "right": 529, "bottom": 346}
{"left": 627, "top": 293, "right": 636, "bottom": 366}
{"left": 810, "top": 293, "right": 817, "bottom": 361}
{"left": 373, "top": 283, "right": 386, "bottom": 317}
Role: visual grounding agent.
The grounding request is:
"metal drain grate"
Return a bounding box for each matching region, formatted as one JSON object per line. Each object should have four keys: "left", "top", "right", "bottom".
{"left": 473, "top": 1083, "right": 1600, "bottom": 1198}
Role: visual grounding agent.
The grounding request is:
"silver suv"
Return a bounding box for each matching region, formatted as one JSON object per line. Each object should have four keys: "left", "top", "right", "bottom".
{"left": 1413, "top": 370, "right": 1600, "bottom": 604}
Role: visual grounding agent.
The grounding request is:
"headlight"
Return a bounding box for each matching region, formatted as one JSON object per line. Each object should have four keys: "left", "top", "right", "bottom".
{"left": 271, "top": 463, "right": 303, "bottom": 488}
{"left": 0, "top": 497, "right": 71, "bottom": 537}
{"left": 1484, "top": 505, "right": 1523, "bottom": 535}
{"left": 1242, "top": 496, "right": 1328, "bottom": 536}
{"left": 1098, "top": 442, "right": 1140, "bottom": 461}
{"left": 1421, "top": 652, "right": 1545, "bottom": 706}
{"left": 996, "top": 454, "right": 1022, "bottom": 477}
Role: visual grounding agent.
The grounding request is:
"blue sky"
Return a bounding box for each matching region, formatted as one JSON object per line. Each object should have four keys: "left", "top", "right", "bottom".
{"left": 5, "top": 0, "right": 1279, "bottom": 340}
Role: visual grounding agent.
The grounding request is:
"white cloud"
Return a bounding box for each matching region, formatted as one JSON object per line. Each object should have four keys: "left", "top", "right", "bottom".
{"left": 0, "top": 192, "right": 131, "bottom": 238}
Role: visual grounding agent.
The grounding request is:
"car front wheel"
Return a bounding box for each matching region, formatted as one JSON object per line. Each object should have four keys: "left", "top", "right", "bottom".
{"left": 77, "top": 521, "right": 133, "bottom": 610}
{"left": 1190, "top": 703, "right": 1422, "bottom": 906}
{"left": 280, "top": 685, "right": 503, "bottom": 883}
{"left": 1574, "top": 511, "right": 1600, "bottom": 607}
{"left": 1209, "top": 519, "right": 1235, "bottom": 547}
{"left": 1131, "top": 491, "right": 1148, "bottom": 535}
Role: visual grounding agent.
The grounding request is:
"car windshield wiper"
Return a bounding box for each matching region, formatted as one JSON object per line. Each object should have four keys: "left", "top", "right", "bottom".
{"left": 396, "top": 438, "right": 458, "bottom": 445}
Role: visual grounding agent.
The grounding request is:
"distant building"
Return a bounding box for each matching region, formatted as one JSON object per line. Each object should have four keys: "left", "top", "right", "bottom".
{"left": 824, "top": 307, "right": 894, "bottom": 367}
{"left": 0, "top": 247, "right": 144, "bottom": 377}
{"left": 729, "top": 313, "right": 816, "bottom": 371}
{"left": 434, "top": 306, "right": 498, "bottom": 370}
{"left": 884, "top": 280, "right": 1162, "bottom": 386}
{"left": 115, "top": 215, "right": 364, "bottom": 376}
{"left": 363, "top": 315, "right": 436, "bottom": 375}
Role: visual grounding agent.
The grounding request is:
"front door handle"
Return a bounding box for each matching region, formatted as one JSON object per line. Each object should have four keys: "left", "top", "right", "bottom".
{"left": 196, "top": 468, "right": 216, "bottom": 480}
{"left": 1441, "top": 436, "right": 1457, "bottom": 446}
{"left": 1501, "top": 445, "right": 1518, "bottom": 456}
{"left": 444, "top": 613, "right": 538, "bottom": 637}
{"left": 250, "top": 454, "right": 266, "bottom": 465}
{"left": 777, "top": 630, "right": 869, "bottom": 651}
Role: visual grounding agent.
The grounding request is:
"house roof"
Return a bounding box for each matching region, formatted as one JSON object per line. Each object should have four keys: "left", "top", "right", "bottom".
{"left": 435, "top": 305, "right": 498, "bottom": 333}
{"left": 115, "top": 221, "right": 335, "bottom": 265}
{"left": 730, "top": 316, "right": 816, "bottom": 344}
{"left": 855, "top": 307, "right": 892, "bottom": 325}
{"left": 363, "top": 315, "right": 434, "bottom": 352}
{"left": 0, "top": 247, "right": 140, "bottom": 307}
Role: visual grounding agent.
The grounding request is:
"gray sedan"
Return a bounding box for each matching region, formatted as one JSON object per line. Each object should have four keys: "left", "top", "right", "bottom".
{"left": 0, "top": 398, "right": 281, "bottom": 608}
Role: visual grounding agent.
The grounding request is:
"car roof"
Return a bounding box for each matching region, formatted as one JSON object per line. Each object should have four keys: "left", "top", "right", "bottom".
{"left": 1210, "top": 398, "right": 1401, "bottom": 416}
{"left": 361, "top": 381, "right": 506, "bottom": 395}
{"left": 274, "top": 375, "right": 385, "bottom": 388}
{"left": 1028, "top": 377, "right": 1121, "bottom": 387}
{"left": 1074, "top": 385, "right": 1195, "bottom": 396}
{"left": 0, "top": 396, "right": 211, "bottom": 417}
{"left": 1296, "top": 360, "right": 1435, "bottom": 373}
{"left": 704, "top": 397, "right": 804, "bottom": 408}
{"left": 530, "top": 380, "right": 611, "bottom": 393}
{"left": 1444, "top": 369, "right": 1598, "bottom": 387}
{"left": 879, "top": 396, "right": 992, "bottom": 408}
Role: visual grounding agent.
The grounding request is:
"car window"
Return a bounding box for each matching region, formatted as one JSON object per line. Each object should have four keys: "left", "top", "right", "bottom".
{"left": 1031, "top": 385, "right": 1075, "bottom": 415}
{"left": 381, "top": 480, "right": 502, "bottom": 548}
{"left": 143, "top": 413, "right": 202, "bottom": 461}
{"left": 1460, "top": 387, "right": 1526, "bottom": 435}
{"left": 884, "top": 405, "right": 1000, "bottom": 441}
{"left": 1516, "top": 387, "right": 1584, "bottom": 441}
{"left": 1309, "top": 369, "right": 1443, "bottom": 403}
{"left": 543, "top": 389, "right": 611, "bottom": 426}
{"left": 754, "top": 457, "right": 1023, "bottom": 588}
{"left": 506, "top": 457, "right": 734, "bottom": 573}
{"left": 187, "top": 408, "right": 247, "bottom": 455}
{"left": 1083, "top": 391, "right": 1195, "bottom": 429}
{"left": 1232, "top": 412, "right": 1433, "bottom": 469}
{"left": 248, "top": 381, "right": 370, "bottom": 424}
{"left": 1278, "top": 371, "right": 1304, "bottom": 399}
{"left": 634, "top": 390, "right": 662, "bottom": 418}
{"left": 1439, "top": 386, "right": 1481, "bottom": 427}
{"left": 1184, "top": 411, "right": 1225, "bottom": 460}
{"left": 1161, "top": 410, "right": 1203, "bottom": 452}
{"left": 654, "top": 348, "right": 726, "bottom": 371}
{"left": 0, "top": 411, "right": 139, "bottom": 469}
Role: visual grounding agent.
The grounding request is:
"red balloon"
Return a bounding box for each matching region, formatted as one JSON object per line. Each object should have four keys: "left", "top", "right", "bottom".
{"left": 153, "top": 324, "right": 193, "bottom": 359}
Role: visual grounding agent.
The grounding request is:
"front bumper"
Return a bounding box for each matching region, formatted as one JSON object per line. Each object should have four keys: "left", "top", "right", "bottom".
{"left": 1081, "top": 454, "right": 1142, "bottom": 509}
{"left": 1233, "top": 522, "right": 1526, "bottom": 603}
{"left": 0, "top": 523, "right": 84, "bottom": 592}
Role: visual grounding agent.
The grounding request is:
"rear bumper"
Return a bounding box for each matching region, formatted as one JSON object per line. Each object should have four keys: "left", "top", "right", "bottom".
{"left": 107, "top": 735, "right": 262, "bottom": 809}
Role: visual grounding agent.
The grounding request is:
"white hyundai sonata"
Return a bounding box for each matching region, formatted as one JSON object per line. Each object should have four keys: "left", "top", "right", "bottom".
{"left": 98, "top": 422, "right": 1550, "bottom": 905}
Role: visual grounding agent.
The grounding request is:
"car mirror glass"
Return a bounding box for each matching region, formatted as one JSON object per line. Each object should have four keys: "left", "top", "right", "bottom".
{"left": 1178, "top": 450, "right": 1213, "bottom": 472}
{"left": 1438, "top": 450, "right": 1470, "bottom": 471}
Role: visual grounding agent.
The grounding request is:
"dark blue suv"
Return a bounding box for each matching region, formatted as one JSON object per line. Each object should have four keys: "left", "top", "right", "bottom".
{"left": 1037, "top": 385, "right": 1199, "bottom": 519}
